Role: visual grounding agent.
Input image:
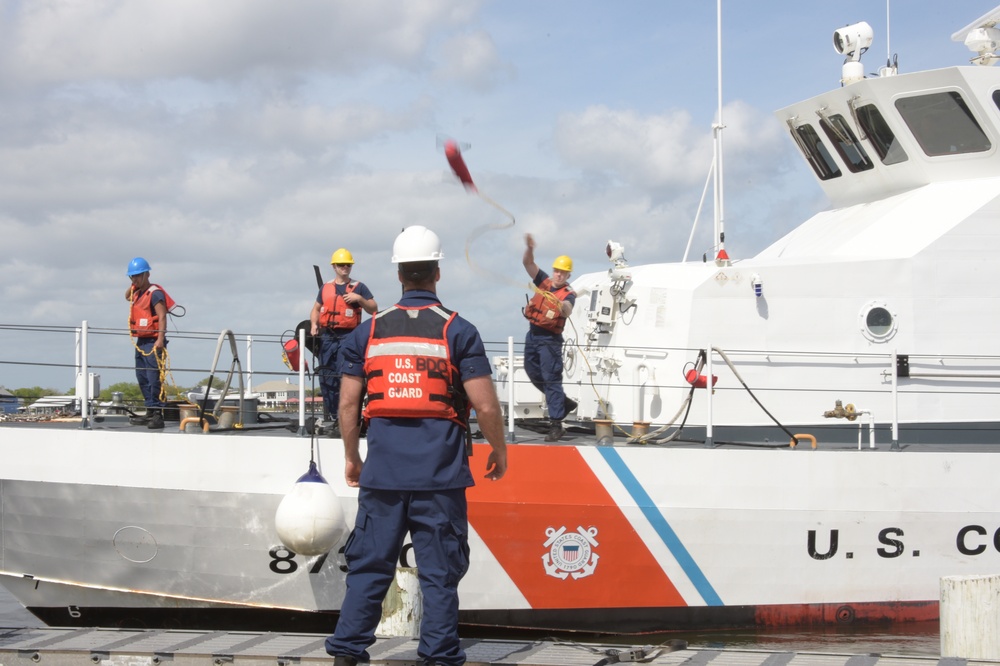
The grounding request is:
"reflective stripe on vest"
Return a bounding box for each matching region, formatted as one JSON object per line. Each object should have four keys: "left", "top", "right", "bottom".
{"left": 363, "top": 304, "right": 462, "bottom": 423}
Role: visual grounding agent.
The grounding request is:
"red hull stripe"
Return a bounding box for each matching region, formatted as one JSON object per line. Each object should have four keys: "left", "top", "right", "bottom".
{"left": 468, "top": 443, "right": 686, "bottom": 610}
{"left": 754, "top": 600, "right": 939, "bottom": 626}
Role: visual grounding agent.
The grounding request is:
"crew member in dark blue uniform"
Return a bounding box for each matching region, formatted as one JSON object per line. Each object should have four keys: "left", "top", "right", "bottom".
{"left": 522, "top": 233, "right": 577, "bottom": 442}
{"left": 126, "top": 256, "right": 173, "bottom": 430}
{"left": 310, "top": 248, "right": 377, "bottom": 435}
{"left": 325, "top": 225, "right": 508, "bottom": 666}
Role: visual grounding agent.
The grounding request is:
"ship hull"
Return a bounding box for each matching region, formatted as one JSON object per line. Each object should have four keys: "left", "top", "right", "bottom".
{"left": 1, "top": 426, "right": 996, "bottom": 634}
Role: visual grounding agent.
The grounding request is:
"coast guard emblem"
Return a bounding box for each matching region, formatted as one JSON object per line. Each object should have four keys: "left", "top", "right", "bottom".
{"left": 542, "top": 526, "right": 599, "bottom": 579}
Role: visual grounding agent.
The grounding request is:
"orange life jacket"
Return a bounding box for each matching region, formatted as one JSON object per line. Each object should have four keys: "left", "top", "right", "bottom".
{"left": 130, "top": 284, "right": 175, "bottom": 338}
{"left": 363, "top": 304, "right": 464, "bottom": 425}
{"left": 318, "top": 281, "right": 361, "bottom": 330}
{"left": 524, "top": 278, "right": 574, "bottom": 334}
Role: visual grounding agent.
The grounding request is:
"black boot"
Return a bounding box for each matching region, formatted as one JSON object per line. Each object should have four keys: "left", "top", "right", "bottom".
{"left": 564, "top": 397, "right": 578, "bottom": 414}
{"left": 331, "top": 657, "right": 359, "bottom": 666}
{"left": 545, "top": 420, "right": 565, "bottom": 442}
{"left": 129, "top": 410, "right": 151, "bottom": 426}
{"left": 147, "top": 408, "right": 164, "bottom": 430}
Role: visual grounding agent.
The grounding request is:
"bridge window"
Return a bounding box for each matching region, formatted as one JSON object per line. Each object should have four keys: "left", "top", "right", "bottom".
{"left": 896, "top": 91, "right": 991, "bottom": 156}
{"left": 792, "top": 123, "right": 842, "bottom": 180}
{"left": 819, "top": 113, "right": 874, "bottom": 173}
{"left": 854, "top": 103, "right": 909, "bottom": 165}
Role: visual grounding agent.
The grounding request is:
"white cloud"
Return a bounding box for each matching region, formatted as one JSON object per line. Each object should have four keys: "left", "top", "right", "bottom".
{"left": 433, "top": 30, "right": 514, "bottom": 92}
{"left": 553, "top": 105, "right": 713, "bottom": 190}
{"left": 182, "top": 158, "right": 259, "bottom": 204}
{"left": 0, "top": 0, "right": 480, "bottom": 85}
{"left": 551, "top": 99, "right": 789, "bottom": 208}
{"left": 246, "top": 97, "right": 435, "bottom": 148}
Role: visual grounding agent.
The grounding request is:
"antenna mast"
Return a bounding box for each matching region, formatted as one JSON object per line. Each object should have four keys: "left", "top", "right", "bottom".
{"left": 886, "top": 0, "right": 894, "bottom": 72}
{"left": 713, "top": 0, "right": 729, "bottom": 266}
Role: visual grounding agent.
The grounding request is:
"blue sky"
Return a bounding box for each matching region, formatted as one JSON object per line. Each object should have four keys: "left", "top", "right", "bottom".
{"left": 1, "top": 0, "right": 996, "bottom": 393}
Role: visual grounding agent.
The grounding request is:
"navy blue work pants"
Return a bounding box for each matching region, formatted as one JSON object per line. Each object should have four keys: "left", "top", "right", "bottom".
{"left": 318, "top": 330, "right": 349, "bottom": 420}
{"left": 134, "top": 338, "right": 165, "bottom": 409}
{"left": 524, "top": 329, "right": 568, "bottom": 420}
{"left": 326, "top": 487, "right": 470, "bottom": 666}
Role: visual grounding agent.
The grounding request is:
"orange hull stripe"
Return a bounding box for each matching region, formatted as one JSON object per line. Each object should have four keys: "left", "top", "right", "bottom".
{"left": 468, "top": 443, "right": 686, "bottom": 609}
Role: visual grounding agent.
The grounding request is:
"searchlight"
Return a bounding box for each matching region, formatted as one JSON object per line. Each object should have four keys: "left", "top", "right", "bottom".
{"left": 952, "top": 5, "right": 1000, "bottom": 66}
{"left": 834, "top": 21, "right": 873, "bottom": 85}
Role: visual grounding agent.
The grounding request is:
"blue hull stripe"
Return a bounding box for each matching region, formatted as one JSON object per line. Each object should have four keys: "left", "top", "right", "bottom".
{"left": 598, "top": 447, "right": 723, "bottom": 606}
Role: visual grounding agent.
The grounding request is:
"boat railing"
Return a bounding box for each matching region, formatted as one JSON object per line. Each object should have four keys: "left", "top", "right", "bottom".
{"left": 0, "top": 321, "right": 321, "bottom": 426}
{"left": 5, "top": 322, "right": 1000, "bottom": 448}
{"left": 488, "top": 337, "right": 1000, "bottom": 449}
{"left": 184, "top": 329, "right": 247, "bottom": 430}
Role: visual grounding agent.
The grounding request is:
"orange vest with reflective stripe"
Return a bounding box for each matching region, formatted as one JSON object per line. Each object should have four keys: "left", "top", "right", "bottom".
{"left": 363, "top": 305, "right": 463, "bottom": 425}
{"left": 130, "top": 284, "right": 174, "bottom": 338}
{"left": 319, "top": 281, "right": 361, "bottom": 330}
{"left": 524, "top": 278, "right": 573, "bottom": 334}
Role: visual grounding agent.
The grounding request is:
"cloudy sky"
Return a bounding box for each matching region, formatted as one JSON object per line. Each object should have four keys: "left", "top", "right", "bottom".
{"left": 0, "top": 0, "right": 995, "bottom": 393}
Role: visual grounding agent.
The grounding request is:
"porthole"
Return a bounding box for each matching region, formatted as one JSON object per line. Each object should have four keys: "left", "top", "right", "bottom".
{"left": 859, "top": 302, "right": 897, "bottom": 343}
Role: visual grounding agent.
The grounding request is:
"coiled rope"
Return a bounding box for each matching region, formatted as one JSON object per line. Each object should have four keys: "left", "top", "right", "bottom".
{"left": 128, "top": 290, "right": 180, "bottom": 404}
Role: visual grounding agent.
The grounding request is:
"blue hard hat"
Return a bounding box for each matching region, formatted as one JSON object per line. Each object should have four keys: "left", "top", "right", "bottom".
{"left": 127, "top": 257, "right": 151, "bottom": 276}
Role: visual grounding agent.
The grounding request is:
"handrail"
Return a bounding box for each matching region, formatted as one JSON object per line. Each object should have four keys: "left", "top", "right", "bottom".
{"left": 705, "top": 343, "right": 714, "bottom": 447}
{"left": 905, "top": 372, "right": 1000, "bottom": 379}
{"left": 891, "top": 350, "right": 899, "bottom": 450}
{"left": 199, "top": 329, "right": 245, "bottom": 428}
{"left": 78, "top": 321, "right": 90, "bottom": 430}
{"left": 297, "top": 327, "right": 307, "bottom": 435}
{"left": 507, "top": 336, "right": 515, "bottom": 442}
{"left": 11, "top": 322, "right": 1000, "bottom": 448}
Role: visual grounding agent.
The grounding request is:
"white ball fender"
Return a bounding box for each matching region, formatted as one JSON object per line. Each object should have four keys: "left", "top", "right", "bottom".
{"left": 274, "top": 461, "right": 347, "bottom": 556}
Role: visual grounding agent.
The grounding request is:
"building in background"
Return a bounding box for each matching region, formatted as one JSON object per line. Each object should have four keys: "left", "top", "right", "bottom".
{"left": 0, "top": 389, "right": 20, "bottom": 414}
{"left": 253, "top": 380, "right": 320, "bottom": 410}
{"left": 26, "top": 396, "right": 75, "bottom": 415}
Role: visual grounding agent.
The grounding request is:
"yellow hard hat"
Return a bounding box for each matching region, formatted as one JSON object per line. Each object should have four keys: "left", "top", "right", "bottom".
{"left": 330, "top": 248, "right": 355, "bottom": 265}
{"left": 552, "top": 255, "right": 573, "bottom": 272}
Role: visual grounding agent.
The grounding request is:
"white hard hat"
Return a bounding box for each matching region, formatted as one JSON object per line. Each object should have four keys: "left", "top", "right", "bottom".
{"left": 391, "top": 225, "right": 444, "bottom": 263}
